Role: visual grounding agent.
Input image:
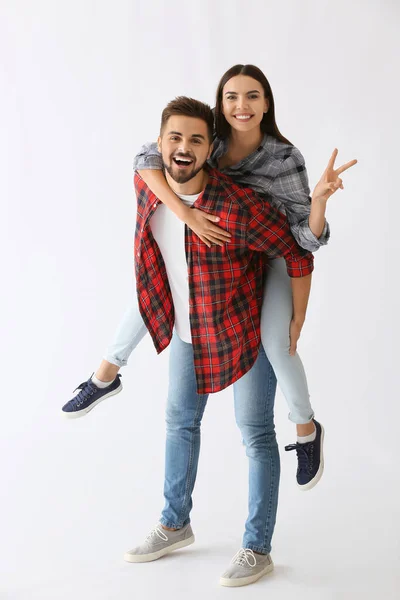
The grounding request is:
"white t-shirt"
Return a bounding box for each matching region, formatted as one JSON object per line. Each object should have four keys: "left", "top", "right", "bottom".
{"left": 149, "top": 193, "right": 200, "bottom": 343}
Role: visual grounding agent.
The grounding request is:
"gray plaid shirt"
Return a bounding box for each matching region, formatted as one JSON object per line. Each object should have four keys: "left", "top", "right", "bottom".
{"left": 132, "top": 134, "right": 330, "bottom": 252}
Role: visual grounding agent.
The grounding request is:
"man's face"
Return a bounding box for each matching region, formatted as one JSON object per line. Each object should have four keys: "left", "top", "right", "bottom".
{"left": 158, "top": 116, "right": 212, "bottom": 184}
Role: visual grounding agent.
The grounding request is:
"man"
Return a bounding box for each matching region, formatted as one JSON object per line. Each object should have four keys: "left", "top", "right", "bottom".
{"left": 63, "top": 97, "right": 314, "bottom": 587}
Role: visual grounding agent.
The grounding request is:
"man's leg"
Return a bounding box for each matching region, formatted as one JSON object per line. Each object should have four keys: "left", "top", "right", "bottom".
{"left": 220, "top": 345, "right": 278, "bottom": 587}
{"left": 124, "top": 332, "right": 208, "bottom": 563}
{"left": 161, "top": 332, "right": 209, "bottom": 528}
{"left": 234, "top": 344, "right": 279, "bottom": 554}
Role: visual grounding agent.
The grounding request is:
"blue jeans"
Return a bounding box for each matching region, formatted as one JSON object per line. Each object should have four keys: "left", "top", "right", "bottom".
{"left": 161, "top": 333, "right": 280, "bottom": 555}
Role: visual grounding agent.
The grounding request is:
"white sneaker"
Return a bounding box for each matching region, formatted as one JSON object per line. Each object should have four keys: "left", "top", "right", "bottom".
{"left": 219, "top": 548, "right": 274, "bottom": 587}
{"left": 124, "top": 523, "right": 195, "bottom": 563}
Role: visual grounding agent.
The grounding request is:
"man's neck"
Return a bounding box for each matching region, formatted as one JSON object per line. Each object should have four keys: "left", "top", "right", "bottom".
{"left": 228, "top": 127, "right": 264, "bottom": 157}
{"left": 165, "top": 169, "right": 208, "bottom": 196}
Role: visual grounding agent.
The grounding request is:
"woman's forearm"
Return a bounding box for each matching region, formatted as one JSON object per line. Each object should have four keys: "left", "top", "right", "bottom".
{"left": 137, "top": 169, "right": 188, "bottom": 221}
{"left": 308, "top": 196, "right": 328, "bottom": 239}
{"left": 290, "top": 273, "right": 312, "bottom": 322}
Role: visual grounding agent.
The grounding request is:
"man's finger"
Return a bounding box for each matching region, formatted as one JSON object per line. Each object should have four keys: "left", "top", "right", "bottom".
{"left": 336, "top": 159, "right": 358, "bottom": 175}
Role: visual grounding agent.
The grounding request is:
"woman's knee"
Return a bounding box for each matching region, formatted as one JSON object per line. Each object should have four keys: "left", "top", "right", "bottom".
{"left": 261, "top": 330, "right": 290, "bottom": 365}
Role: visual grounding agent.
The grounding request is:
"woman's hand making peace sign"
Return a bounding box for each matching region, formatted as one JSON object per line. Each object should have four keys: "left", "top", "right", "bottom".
{"left": 312, "top": 149, "right": 357, "bottom": 202}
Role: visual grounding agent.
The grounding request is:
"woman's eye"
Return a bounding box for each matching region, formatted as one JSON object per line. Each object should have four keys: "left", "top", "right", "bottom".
{"left": 249, "top": 94, "right": 259, "bottom": 99}
{"left": 227, "top": 95, "right": 236, "bottom": 101}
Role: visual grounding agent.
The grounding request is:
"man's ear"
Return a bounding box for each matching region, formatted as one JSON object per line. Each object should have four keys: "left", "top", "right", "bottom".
{"left": 157, "top": 136, "right": 162, "bottom": 152}
{"left": 207, "top": 143, "right": 214, "bottom": 160}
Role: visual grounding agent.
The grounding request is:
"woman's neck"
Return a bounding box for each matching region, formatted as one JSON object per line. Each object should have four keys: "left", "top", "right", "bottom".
{"left": 228, "top": 127, "right": 264, "bottom": 157}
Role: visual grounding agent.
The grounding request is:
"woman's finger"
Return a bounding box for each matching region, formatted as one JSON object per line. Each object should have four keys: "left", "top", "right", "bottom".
{"left": 204, "top": 213, "right": 221, "bottom": 223}
{"left": 336, "top": 159, "right": 357, "bottom": 175}
{"left": 204, "top": 234, "right": 225, "bottom": 246}
{"left": 199, "top": 235, "right": 212, "bottom": 248}
{"left": 206, "top": 224, "right": 232, "bottom": 239}
{"left": 326, "top": 148, "right": 339, "bottom": 172}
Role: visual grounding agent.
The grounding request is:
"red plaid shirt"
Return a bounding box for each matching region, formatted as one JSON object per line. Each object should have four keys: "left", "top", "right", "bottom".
{"left": 134, "top": 168, "right": 314, "bottom": 394}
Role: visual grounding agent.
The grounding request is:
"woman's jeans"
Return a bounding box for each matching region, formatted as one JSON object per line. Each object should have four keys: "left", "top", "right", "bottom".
{"left": 161, "top": 332, "right": 279, "bottom": 554}
{"left": 104, "top": 257, "right": 314, "bottom": 424}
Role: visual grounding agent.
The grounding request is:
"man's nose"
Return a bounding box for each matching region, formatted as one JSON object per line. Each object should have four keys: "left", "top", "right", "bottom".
{"left": 177, "top": 141, "right": 191, "bottom": 154}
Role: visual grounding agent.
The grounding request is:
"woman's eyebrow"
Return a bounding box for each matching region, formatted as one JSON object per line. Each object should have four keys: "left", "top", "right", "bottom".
{"left": 224, "top": 90, "right": 261, "bottom": 95}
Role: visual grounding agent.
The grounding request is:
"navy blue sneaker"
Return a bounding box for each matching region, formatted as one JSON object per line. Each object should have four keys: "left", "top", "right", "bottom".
{"left": 61, "top": 374, "right": 122, "bottom": 418}
{"left": 284, "top": 420, "right": 324, "bottom": 491}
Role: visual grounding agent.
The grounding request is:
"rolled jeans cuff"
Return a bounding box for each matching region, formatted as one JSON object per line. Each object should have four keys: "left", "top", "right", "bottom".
{"left": 103, "top": 354, "right": 127, "bottom": 368}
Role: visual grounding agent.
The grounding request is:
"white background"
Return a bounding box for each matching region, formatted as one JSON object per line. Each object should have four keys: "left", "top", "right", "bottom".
{"left": 1, "top": 1, "right": 399, "bottom": 598}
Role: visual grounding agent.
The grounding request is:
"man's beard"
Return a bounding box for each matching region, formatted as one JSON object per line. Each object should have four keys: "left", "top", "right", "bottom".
{"left": 164, "top": 155, "right": 205, "bottom": 184}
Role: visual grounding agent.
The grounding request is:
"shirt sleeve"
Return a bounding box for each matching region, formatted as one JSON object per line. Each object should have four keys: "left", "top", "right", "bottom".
{"left": 245, "top": 191, "right": 314, "bottom": 278}
{"left": 132, "top": 142, "right": 163, "bottom": 171}
{"left": 270, "top": 147, "right": 330, "bottom": 252}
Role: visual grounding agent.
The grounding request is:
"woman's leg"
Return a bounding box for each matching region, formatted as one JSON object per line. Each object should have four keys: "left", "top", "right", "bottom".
{"left": 62, "top": 287, "right": 148, "bottom": 416}
{"left": 161, "top": 332, "right": 209, "bottom": 528}
{"left": 260, "top": 258, "right": 314, "bottom": 427}
{"left": 261, "top": 258, "right": 324, "bottom": 490}
{"left": 233, "top": 345, "right": 279, "bottom": 554}
{"left": 97, "top": 288, "right": 148, "bottom": 380}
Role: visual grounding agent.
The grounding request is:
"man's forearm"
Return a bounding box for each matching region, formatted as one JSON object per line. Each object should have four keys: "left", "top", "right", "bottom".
{"left": 137, "top": 169, "right": 188, "bottom": 221}
{"left": 290, "top": 273, "right": 312, "bottom": 322}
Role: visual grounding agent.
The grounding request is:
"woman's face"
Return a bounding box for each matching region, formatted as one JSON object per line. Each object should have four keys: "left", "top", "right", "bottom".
{"left": 222, "top": 75, "right": 268, "bottom": 134}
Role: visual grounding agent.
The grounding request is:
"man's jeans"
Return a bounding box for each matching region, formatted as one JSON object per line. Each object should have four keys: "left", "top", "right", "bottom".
{"left": 161, "top": 332, "right": 280, "bottom": 555}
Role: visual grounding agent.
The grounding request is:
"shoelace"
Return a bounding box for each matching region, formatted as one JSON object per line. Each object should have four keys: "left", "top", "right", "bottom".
{"left": 145, "top": 526, "right": 168, "bottom": 544}
{"left": 231, "top": 548, "right": 257, "bottom": 568}
{"left": 285, "top": 441, "right": 314, "bottom": 473}
{"left": 71, "top": 379, "right": 97, "bottom": 408}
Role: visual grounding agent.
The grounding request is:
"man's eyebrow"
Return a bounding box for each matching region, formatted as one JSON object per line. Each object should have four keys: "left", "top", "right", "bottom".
{"left": 167, "top": 131, "right": 206, "bottom": 140}
{"left": 224, "top": 90, "right": 261, "bottom": 95}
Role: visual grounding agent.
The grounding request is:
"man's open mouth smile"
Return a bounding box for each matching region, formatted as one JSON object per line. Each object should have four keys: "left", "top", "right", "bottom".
{"left": 173, "top": 156, "right": 194, "bottom": 169}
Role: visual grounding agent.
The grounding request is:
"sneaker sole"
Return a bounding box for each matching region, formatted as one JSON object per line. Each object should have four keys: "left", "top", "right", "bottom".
{"left": 219, "top": 559, "right": 274, "bottom": 587}
{"left": 61, "top": 383, "right": 123, "bottom": 419}
{"left": 124, "top": 534, "right": 195, "bottom": 563}
{"left": 298, "top": 423, "right": 325, "bottom": 491}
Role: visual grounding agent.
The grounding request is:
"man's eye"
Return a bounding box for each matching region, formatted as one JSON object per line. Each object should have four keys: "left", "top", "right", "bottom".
{"left": 170, "top": 136, "right": 179, "bottom": 141}
{"left": 192, "top": 139, "right": 201, "bottom": 144}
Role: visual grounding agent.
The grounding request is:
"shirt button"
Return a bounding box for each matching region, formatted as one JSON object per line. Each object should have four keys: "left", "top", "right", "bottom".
{"left": 137, "top": 252, "right": 140, "bottom": 258}
{"left": 153, "top": 202, "right": 157, "bottom": 208}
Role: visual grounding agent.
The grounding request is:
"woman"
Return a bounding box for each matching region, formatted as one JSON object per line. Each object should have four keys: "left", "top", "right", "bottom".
{"left": 63, "top": 64, "right": 356, "bottom": 491}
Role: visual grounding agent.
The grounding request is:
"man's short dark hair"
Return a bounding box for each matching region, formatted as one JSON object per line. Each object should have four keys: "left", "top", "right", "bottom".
{"left": 160, "top": 97, "right": 214, "bottom": 142}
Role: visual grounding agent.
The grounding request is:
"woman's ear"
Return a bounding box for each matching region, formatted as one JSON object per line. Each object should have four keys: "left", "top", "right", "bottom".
{"left": 264, "top": 99, "right": 269, "bottom": 114}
